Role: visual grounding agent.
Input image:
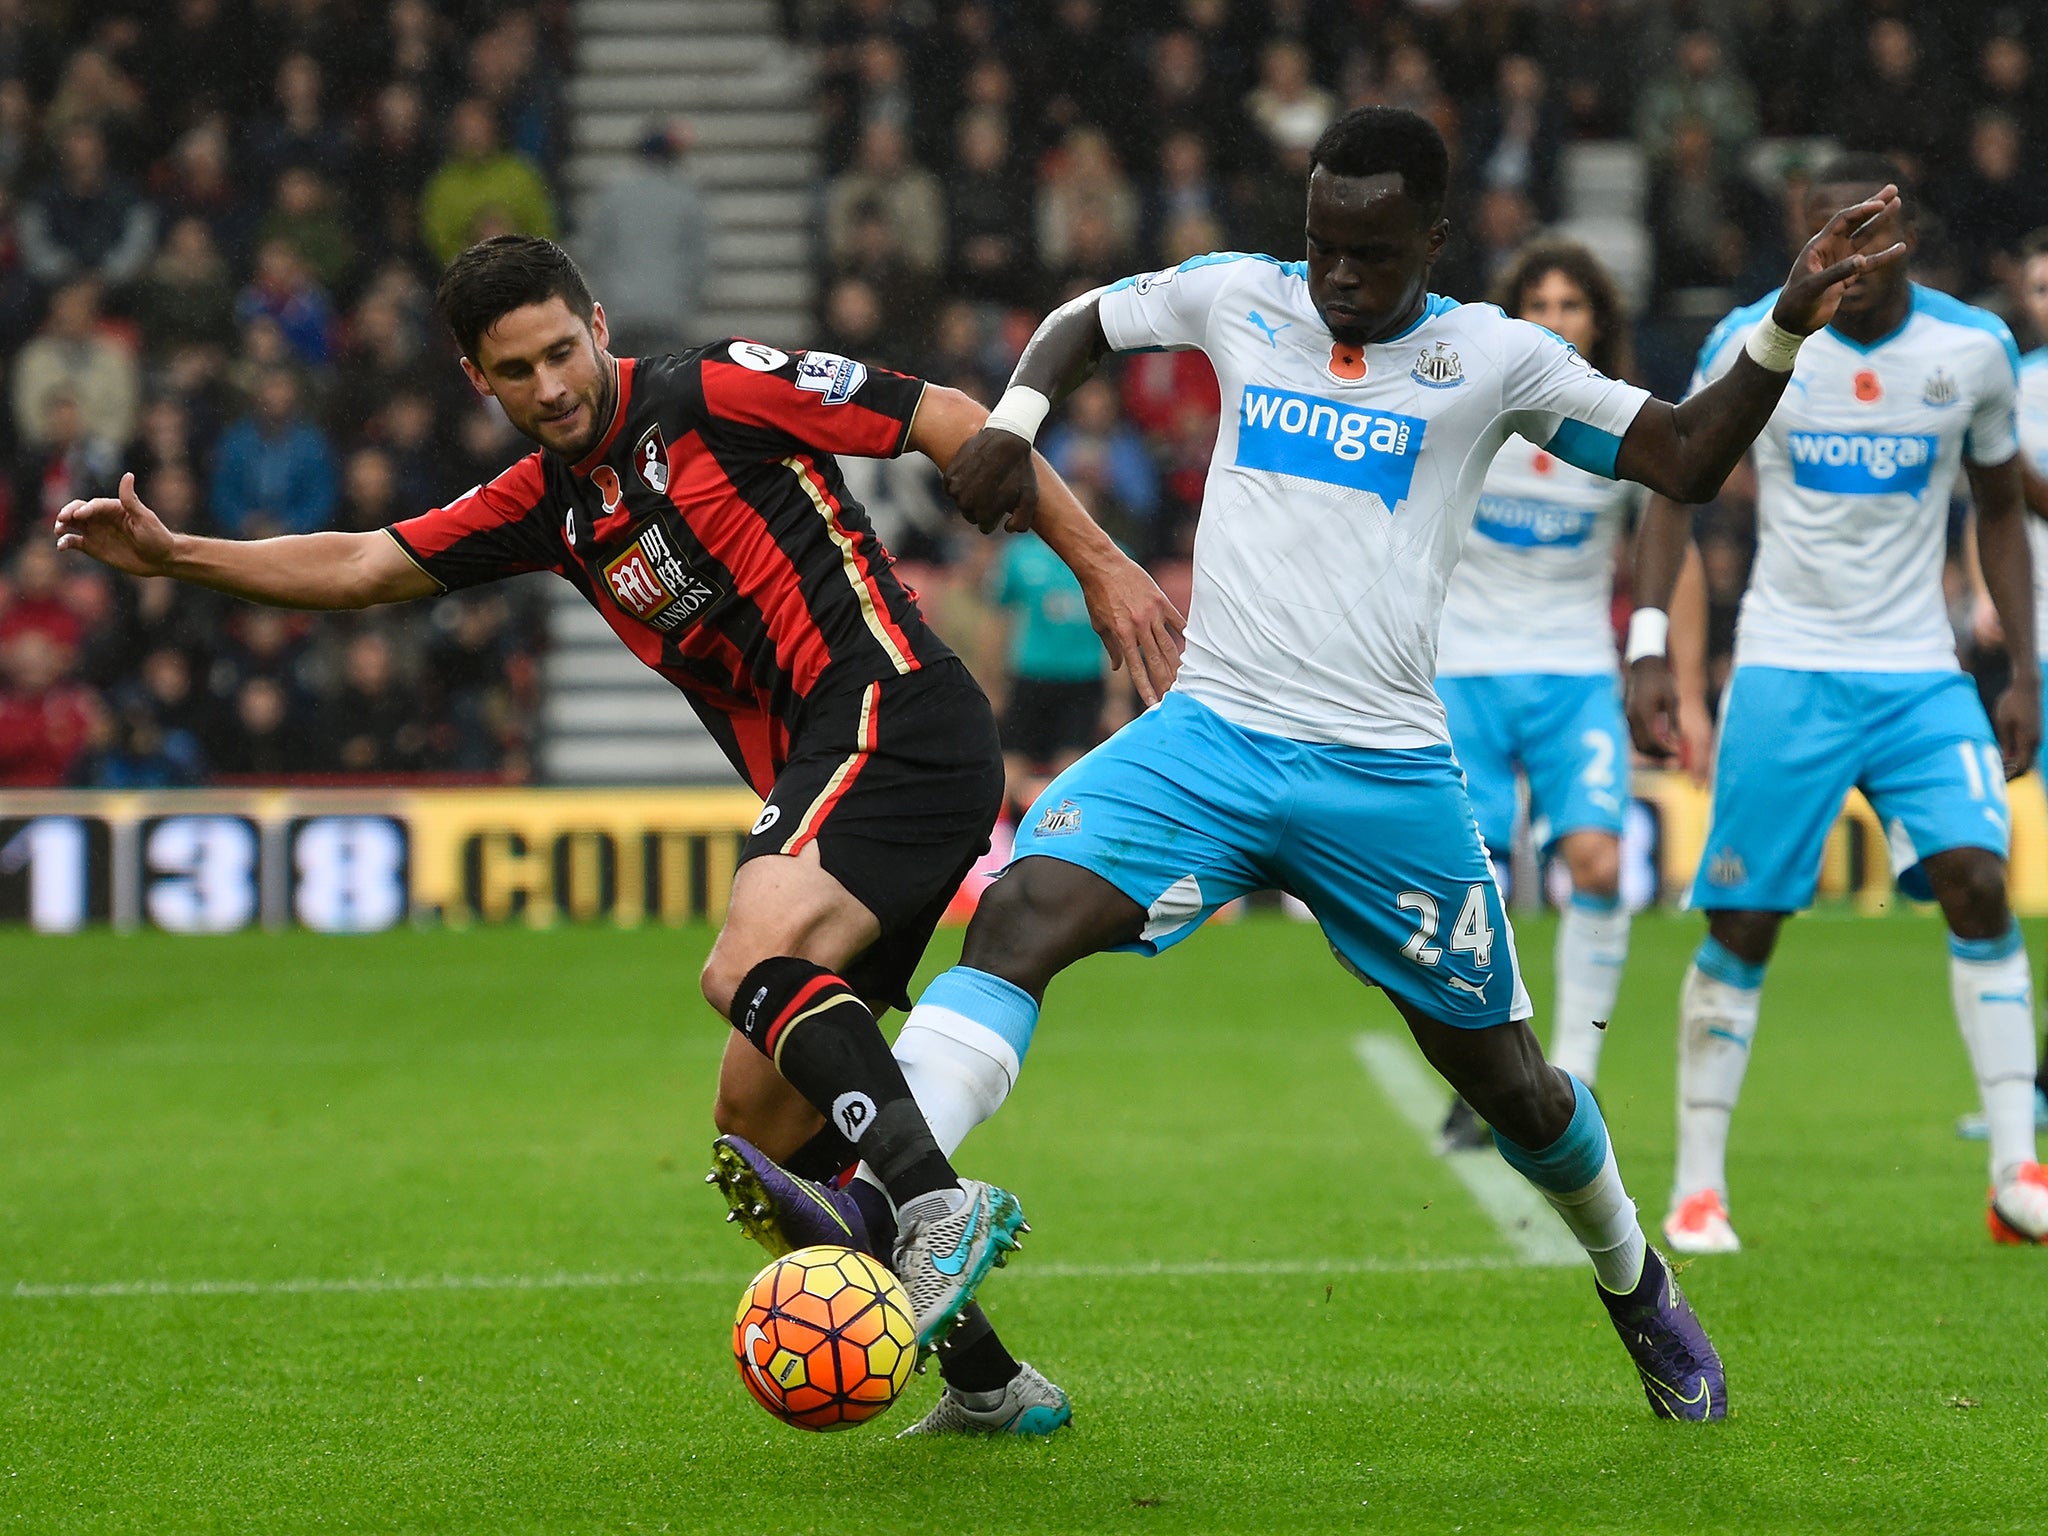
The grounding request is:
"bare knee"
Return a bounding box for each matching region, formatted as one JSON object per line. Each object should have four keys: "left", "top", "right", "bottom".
{"left": 1559, "top": 832, "right": 1620, "bottom": 901}
{"left": 1928, "top": 849, "right": 2012, "bottom": 940}
{"left": 700, "top": 948, "right": 746, "bottom": 1020}
{"left": 958, "top": 857, "right": 1143, "bottom": 998}
{"left": 1707, "top": 909, "right": 1782, "bottom": 967}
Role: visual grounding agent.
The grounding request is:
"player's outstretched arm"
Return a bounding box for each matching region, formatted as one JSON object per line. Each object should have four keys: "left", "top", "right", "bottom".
{"left": 1968, "top": 455, "right": 2042, "bottom": 777}
{"left": 911, "top": 383, "right": 1184, "bottom": 704}
{"left": 55, "top": 472, "right": 438, "bottom": 610}
{"left": 1613, "top": 186, "right": 1909, "bottom": 503}
{"left": 940, "top": 290, "right": 1113, "bottom": 535}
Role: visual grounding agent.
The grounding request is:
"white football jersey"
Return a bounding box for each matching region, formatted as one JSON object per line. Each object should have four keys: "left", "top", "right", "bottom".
{"left": 1692, "top": 284, "right": 2020, "bottom": 674}
{"left": 1436, "top": 435, "right": 1637, "bottom": 676}
{"left": 1098, "top": 253, "right": 1650, "bottom": 748}
{"left": 2016, "top": 347, "right": 2048, "bottom": 661}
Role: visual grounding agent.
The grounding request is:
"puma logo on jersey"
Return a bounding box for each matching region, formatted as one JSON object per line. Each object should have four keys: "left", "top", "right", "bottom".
{"left": 1247, "top": 310, "right": 1291, "bottom": 348}
{"left": 1446, "top": 974, "right": 1489, "bottom": 1000}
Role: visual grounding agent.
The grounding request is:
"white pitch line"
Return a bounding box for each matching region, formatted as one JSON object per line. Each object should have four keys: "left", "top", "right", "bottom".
{"left": 1352, "top": 1033, "right": 1584, "bottom": 1269}
{"left": 6, "top": 1253, "right": 1543, "bottom": 1303}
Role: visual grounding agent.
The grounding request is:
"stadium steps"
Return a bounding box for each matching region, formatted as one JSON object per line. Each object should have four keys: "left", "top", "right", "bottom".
{"left": 544, "top": 0, "right": 814, "bottom": 784}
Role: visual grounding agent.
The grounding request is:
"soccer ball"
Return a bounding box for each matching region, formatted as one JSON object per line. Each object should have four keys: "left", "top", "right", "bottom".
{"left": 732, "top": 1244, "right": 918, "bottom": 1430}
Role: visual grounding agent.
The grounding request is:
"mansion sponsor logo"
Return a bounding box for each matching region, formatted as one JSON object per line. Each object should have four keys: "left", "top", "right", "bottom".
{"left": 603, "top": 521, "right": 721, "bottom": 632}
{"left": 1234, "top": 386, "right": 1427, "bottom": 509}
{"left": 1783, "top": 431, "right": 1939, "bottom": 496}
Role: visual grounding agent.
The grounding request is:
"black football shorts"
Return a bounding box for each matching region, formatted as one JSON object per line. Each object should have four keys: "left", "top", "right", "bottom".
{"left": 741, "top": 658, "right": 1004, "bottom": 1010}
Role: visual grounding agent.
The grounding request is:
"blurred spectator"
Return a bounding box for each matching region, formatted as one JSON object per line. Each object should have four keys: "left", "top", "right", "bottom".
{"left": 153, "top": 120, "right": 258, "bottom": 271}
{"left": 424, "top": 591, "right": 537, "bottom": 775}
{"left": 1464, "top": 54, "right": 1563, "bottom": 223}
{"left": 135, "top": 215, "right": 239, "bottom": 362}
{"left": 378, "top": 0, "right": 463, "bottom": 105}
{"left": 578, "top": 118, "right": 710, "bottom": 357}
{"left": 244, "top": 52, "right": 350, "bottom": 189}
{"left": 1832, "top": 18, "right": 1949, "bottom": 178}
{"left": 985, "top": 527, "right": 1109, "bottom": 805}
{"left": 1544, "top": 0, "right": 1631, "bottom": 139}
{"left": 1635, "top": 29, "right": 1758, "bottom": 173}
{"left": 467, "top": 11, "right": 558, "bottom": 174}
{"left": 1439, "top": 186, "right": 1539, "bottom": 301}
{"left": 79, "top": 645, "right": 208, "bottom": 787}
{"left": 19, "top": 122, "right": 156, "bottom": 290}
{"left": 0, "top": 77, "right": 31, "bottom": 189}
{"left": 420, "top": 98, "right": 557, "bottom": 265}
{"left": 20, "top": 393, "right": 120, "bottom": 534}
{"left": 0, "top": 542, "right": 85, "bottom": 655}
{"left": 1648, "top": 118, "right": 1778, "bottom": 302}
{"left": 209, "top": 366, "right": 338, "bottom": 538}
{"left": 259, "top": 167, "right": 355, "bottom": 295}
{"left": 1244, "top": 41, "right": 1335, "bottom": 159}
{"left": 826, "top": 121, "right": 945, "bottom": 276}
{"left": 1022, "top": 0, "right": 1129, "bottom": 151}
{"left": 1977, "top": 31, "right": 2042, "bottom": 143}
{"left": 1148, "top": 130, "right": 1224, "bottom": 243}
{"left": 0, "top": 626, "right": 96, "bottom": 785}
{"left": 12, "top": 276, "right": 139, "bottom": 451}
{"left": 147, "top": 0, "right": 246, "bottom": 128}
{"left": 353, "top": 80, "right": 438, "bottom": 218}
{"left": 1041, "top": 378, "right": 1159, "bottom": 546}
{"left": 328, "top": 292, "right": 437, "bottom": 440}
{"left": 43, "top": 46, "right": 145, "bottom": 170}
{"left": 943, "top": 110, "right": 1031, "bottom": 306}
{"left": 1141, "top": 30, "right": 1244, "bottom": 173}
{"left": 209, "top": 673, "right": 306, "bottom": 776}
{"left": 326, "top": 629, "right": 430, "bottom": 773}
{"left": 1036, "top": 128, "right": 1138, "bottom": 279}
{"left": 235, "top": 237, "right": 336, "bottom": 369}
{"left": 1946, "top": 112, "right": 2046, "bottom": 297}
{"left": 337, "top": 445, "right": 401, "bottom": 533}
{"left": 452, "top": 400, "right": 523, "bottom": 492}
{"left": 368, "top": 387, "right": 447, "bottom": 509}
{"left": 819, "top": 275, "right": 899, "bottom": 371}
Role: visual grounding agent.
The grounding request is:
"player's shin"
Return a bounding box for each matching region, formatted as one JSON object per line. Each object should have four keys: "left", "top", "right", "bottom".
{"left": 1552, "top": 891, "right": 1630, "bottom": 1085}
{"left": 1493, "top": 1073, "right": 1647, "bottom": 1293}
{"left": 730, "top": 957, "right": 961, "bottom": 1217}
{"left": 1675, "top": 937, "right": 1764, "bottom": 1200}
{"left": 893, "top": 967, "right": 1037, "bottom": 1149}
{"left": 1948, "top": 924, "right": 2039, "bottom": 1188}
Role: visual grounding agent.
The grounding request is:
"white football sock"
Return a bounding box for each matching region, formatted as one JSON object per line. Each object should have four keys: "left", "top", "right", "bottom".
{"left": 1949, "top": 927, "right": 2039, "bottom": 1189}
{"left": 855, "top": 966, "right": 1037, "bottom": 1209}
{"left": 1544, "top": 1146, "right": 1648, "bottom": 1293}
{"left": 1552, "top": 893, "right": 1630, "bottom": 1085}
{"left": 1674, "top": 938, "right": 1764, "bottom": 1202}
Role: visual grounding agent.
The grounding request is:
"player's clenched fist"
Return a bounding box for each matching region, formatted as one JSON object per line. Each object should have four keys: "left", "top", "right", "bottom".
{"left": 1624, "top": 654, "right": 1681, "bottom": 762}
{"left": 53, "top": 472, "right": 177, "bottom": 578}
{"left": 943, "top": 426, "right": 1038, "bottom": 534}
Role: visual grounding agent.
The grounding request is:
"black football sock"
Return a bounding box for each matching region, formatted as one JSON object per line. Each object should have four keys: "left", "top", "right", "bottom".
{"left": 731, "top": 956, "right": 960, "bottom": 1209}
{"left": 936, "top": 1303, "right": 1022, "bottom": 1397}
{"left": 783, "top": 1123, "right": 859, "bottom": 1183}
{"left": 846, "top": 1178, "right": 898, "bottom": 1255}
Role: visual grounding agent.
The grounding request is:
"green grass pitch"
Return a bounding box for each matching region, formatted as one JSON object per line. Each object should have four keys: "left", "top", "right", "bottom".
{"left": 4, "top": 912, "right": 2045, "bottom": 1534}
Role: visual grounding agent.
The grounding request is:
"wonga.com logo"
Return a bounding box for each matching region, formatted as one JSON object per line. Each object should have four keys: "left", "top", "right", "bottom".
{"left": 1235, "top": 386, "right": 1427, "bottom": 510}
{"left": 1784, "top": 431, "right": 1938, "bottom": 496}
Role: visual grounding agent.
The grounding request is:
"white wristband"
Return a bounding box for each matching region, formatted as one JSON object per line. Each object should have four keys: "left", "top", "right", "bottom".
{"left": 984, "top": 385, "right": 1051, "bottom": 444}
{"left": 1625, "top": 608, "right": 1670, "bottom": 664}
{"left": 1742, "top": 315, "right": 1805, "bottom": 373}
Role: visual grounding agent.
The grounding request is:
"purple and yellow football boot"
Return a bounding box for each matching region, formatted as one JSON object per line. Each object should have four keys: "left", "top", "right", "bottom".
{"left": 1598, "top": 1247, "right": 1729, "bottom": 1421}
{"left": 706, "top": 1134, "right": 885, "bottom": 1258}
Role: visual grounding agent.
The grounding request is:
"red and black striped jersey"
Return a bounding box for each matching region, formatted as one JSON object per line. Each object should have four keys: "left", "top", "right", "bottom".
{"left": 387, "top": 342, "right": 955, "bottom": 794}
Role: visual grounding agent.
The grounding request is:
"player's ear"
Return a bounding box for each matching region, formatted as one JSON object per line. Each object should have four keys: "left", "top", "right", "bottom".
{"left": 589, "top": 301, "right": 610, "bottom": 355}
{"left": 459, "top": 356, "right": 495, "bottom": 400}
{"left": 1426, "top": 218, "right": 1449, "bottom": 264}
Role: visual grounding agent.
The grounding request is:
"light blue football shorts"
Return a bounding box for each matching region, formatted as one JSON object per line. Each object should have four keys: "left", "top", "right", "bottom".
{"left": 1691, "top": 666, "right": 2008, "bottom": 911}
{"left": 1007, "top": 690, "right": 1533, "bottom": 1027}
{"left": 1435, "top": 672, "right": 1631, "bottom": 854}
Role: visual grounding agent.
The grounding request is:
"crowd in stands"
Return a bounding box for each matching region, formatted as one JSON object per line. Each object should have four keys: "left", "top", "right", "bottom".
{"left": 789, "top": 0, "right": 2048, "bottom": 780}
{"left": 9, "top": 1, "right": 2048, "bottom": 791}
{"left": 0, "top": 1, "right": 571, "bottom": 787}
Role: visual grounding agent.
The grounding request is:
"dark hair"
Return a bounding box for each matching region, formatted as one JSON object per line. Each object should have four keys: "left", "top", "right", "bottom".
{"left": 1308, "top": 106, "right": 1449, "bottom": 213}
{"left": 1491, "top": 239, "right": 1634, "bottom": 380}
{"left": 435, "top": 235, "right": 596, "bottom": 361}
{"left": 2021, "top": 227, "right": 2048, "bottom": 262}
{"left": 1809, "top": 152, "right": 1914, "bottom": 222}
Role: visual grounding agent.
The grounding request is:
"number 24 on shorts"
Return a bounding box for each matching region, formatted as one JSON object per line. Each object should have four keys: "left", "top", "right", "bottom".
{"left": 1396, "top": 885, "right": 1495, "bottom": 968}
